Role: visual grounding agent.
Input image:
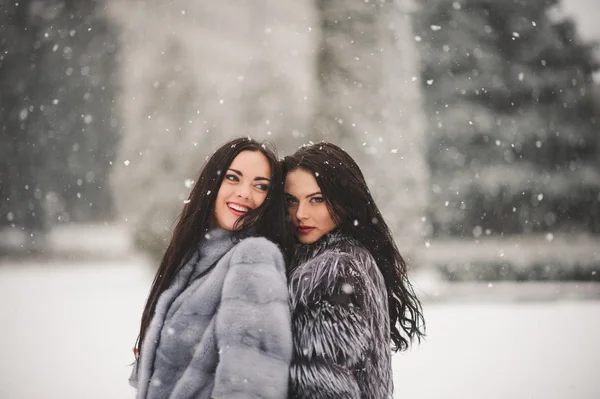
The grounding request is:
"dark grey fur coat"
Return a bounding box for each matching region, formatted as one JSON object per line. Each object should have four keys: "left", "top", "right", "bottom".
{"left": 288, "top": 230, "right": 393, "bottom": 399}
{"left": 130, "top": 228, "right": 292, "bottom": 399}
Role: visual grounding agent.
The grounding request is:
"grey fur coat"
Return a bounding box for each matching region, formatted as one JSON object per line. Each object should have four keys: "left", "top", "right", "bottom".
{"left": 288, "top": 230, "right": 392, "bottom": 398}
{"left": 130, "top": 228, "right": 292, "bottom": 399}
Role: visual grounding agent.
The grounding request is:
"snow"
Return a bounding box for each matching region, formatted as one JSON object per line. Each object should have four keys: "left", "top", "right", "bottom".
{"left": 417, "top": 233, "right": 599, "bottom": 273}
{"left": 0, "top": 257, "right": 599, "bottom": 399}
{"left": 394, "top": 302, "right": 600, "bottom": 399}
{"left": 560, "top": 0, "right": 600, "bottom": 42}
{"left": 0, "top": 258, "right": 150, "bottom": 399}
{"left": 0, "top": 223, "right": 134, "bottom": 259}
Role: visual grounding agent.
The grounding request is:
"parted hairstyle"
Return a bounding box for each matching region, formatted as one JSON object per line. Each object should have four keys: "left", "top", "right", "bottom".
{"left": 282, "top": 142, "right": 425, "bottom": 351}
{"left": 135, "top": 137, "right": 291, "bottom": 357}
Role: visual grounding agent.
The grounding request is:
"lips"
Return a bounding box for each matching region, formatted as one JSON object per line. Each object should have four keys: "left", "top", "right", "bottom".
{"left": 297, "top": 225, "right": 316, "bottom": 234}
{"left": 227, "top": 202, "right": 250, "bottom": 216}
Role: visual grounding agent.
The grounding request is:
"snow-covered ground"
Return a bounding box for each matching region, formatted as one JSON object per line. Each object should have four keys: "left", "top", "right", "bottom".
{"left": 1, "top": 256, "right": 598, "bottom": 399}
{"left": 394, "top": 302, "right": 600, "bottom": 399}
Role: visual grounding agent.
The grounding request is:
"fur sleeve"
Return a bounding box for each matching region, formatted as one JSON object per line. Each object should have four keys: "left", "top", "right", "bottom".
{"left": 289, "top": 252, "right": 373, "bottom": 399}
{"left": 212, "top": 237, "right": 292, "bottom": 399}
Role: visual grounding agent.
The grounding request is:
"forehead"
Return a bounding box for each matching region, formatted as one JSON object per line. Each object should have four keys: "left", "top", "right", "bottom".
{"left": 229, "top": 150, "right": 270, "bottom": 175}
{"left": 285, "top": 169, "right": 320, "bottom": 194}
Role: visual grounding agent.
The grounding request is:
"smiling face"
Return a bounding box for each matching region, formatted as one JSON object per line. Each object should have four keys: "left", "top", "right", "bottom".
{"left": 213, "top": 150, "right": 271, "bottom": 231}
{"left": 284, "top": 168, "right": 337, "bottom": 244}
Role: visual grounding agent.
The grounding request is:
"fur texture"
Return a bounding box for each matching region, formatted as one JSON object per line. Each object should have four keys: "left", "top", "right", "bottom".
{"left": 130, "top": 228, "right": 292, "bottom": 399}
{"left": 288, "top": 230, "right": 392, "bottom": 398}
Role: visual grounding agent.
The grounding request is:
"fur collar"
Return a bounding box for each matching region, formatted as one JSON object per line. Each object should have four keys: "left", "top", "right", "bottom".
{"left": 291, "top": 229, "right": 355, "bottom": 269}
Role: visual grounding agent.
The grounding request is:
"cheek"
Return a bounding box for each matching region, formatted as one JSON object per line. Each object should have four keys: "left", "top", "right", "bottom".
{"left": 287, "top": 209, "right": 297, "bottom": 225}
{"left": 320, "top": 207, "right": 336, "bottom": 229}
{"left": 214, "top": 192, "right": 226, "bottom": 216}
{"left": 253, "top": 191, "right": 268, "bottom": 207}
{"left": 284, "top": 205, "right": 296, "bottom": 223}
{"left": 215, "top": 182, "right": 226, "bottom": 199}
{"left": 214, "top": 186, "right": 230, "bottom": 214}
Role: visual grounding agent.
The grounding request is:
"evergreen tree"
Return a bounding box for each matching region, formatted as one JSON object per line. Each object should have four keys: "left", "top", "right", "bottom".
{"left": 1, "top": 0, "right": 118, "bottom": 251}
{"left": 416, "top": 0, "right": 600, "bottom": 237}
{"left": 1, "top": 1, "right": 52, "bottom": 240}
{"left": 37, "top": 0, "right": 119, "bottom": 223}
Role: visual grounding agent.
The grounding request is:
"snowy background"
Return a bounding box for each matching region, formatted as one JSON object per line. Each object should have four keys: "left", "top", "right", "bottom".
{"left": 1, "top": 224, "right": 599, "bottom": 399}
{"left": 2, "top": 0, "right": 600, "bottom": 398}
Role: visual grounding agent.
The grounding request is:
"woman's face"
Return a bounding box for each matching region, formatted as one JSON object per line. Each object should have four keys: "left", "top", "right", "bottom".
{"left": 284, "top": 168, "right": 337, "bottom": 244}
{"left": 213, "top": 150, "right": 271, "bottom": 231}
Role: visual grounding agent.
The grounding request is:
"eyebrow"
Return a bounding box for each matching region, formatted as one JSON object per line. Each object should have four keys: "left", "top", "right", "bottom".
{"left": 228, "top": 168, "right": 271, "bottom": 182}
{"left": 284, "top": 191, "right": 321, "bottom": 199}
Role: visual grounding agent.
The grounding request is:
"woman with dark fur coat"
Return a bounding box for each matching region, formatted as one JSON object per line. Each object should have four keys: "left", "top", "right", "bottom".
{"left": 130, "top": 137, "right": 293, "bottom": 399}
{"left": 282, "top": 142, "right": 425, "bottom": 399}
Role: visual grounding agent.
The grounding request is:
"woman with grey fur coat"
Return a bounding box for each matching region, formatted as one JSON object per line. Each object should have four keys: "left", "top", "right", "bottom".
{"left": 282, "top": 143, "right": 426, "bottom": 399}
{"left": 130, "top": 138, "right": 294, "bottom": 399}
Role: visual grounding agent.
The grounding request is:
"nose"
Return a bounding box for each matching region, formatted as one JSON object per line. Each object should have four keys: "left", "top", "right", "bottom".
{"left": 295, "top": 202, "right": 308, "bottom": 221}
{"left": 236, "top": 184, "right": 251, "bottom": 200}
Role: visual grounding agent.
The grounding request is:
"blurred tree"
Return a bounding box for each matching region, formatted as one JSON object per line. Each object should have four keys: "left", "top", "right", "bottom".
{"left": 108, "top": 0, "right": 314, "bottom": 257}
{"left": 415, "top": 0, "right": 600, "bottom": 237}
{"left": 109, "top": 0, "right": 430, "bottom": 260}
{"left": 313, "top": 0, "right": 430, "bottom": 260}
{"left": 35, "top": 0, "right": 119, "bottom": 223}
{"left": 1, "top": 1, "right": 51, "bottom": 247}
{"left": 0, "top": 0, "right": 118, "bottom": 249}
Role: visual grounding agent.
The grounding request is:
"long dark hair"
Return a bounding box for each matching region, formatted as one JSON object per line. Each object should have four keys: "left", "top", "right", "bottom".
{"left": 282, "top": 142, "right": 425, "bottom": 351}
{"left": 136, "top": 137, "right": 291, "bottom": 356}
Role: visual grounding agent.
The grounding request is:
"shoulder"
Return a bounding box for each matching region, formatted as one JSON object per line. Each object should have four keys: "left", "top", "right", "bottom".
{"left": 290, "top": 241, "right": 367, "bottom": 291}
{"left": 331, "top": 241, "right": 386, "bottom": 292}
{"left": 290, "top": 238, "right": 382, "bottom": 294}
{"left": 311, "top": 239, "right": 374, "bottom": 275}
{"left": 221, "top": 237, "right": 289, "bottom": 301}
{"left": 229, "top": 236, "right": 286, "bottom": 272}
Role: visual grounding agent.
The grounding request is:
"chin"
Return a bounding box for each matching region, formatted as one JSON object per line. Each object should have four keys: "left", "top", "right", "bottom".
{"left": 219, "top": 217, "right": 238, "bottom": 231}
{"left": 296, "top": 234, "right": 319, "bottom": 245}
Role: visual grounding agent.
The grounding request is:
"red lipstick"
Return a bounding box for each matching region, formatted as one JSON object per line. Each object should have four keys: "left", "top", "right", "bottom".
{"left": 297, "top": 226, "right": 316, "bottom": 234}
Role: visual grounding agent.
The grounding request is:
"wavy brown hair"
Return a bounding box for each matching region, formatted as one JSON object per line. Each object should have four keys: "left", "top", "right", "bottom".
{"left": 282, "top": 142, "right": 425, "bottom": 351}
{"left": 135, "top": 137, "right": 291, "bottom": 357}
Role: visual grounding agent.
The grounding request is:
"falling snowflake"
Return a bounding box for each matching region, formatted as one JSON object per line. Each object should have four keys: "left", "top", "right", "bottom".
{"left": 342, "top": 283, "right": 354, "bottom": 294}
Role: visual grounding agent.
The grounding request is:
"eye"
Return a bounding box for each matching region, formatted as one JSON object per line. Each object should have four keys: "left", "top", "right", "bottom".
{"left": 285, "top": 195, "right": 298, "bottom": 206}
{"left": 225, "top": 174, "right": 239, "bottom": 182}
{"left": 255, "top": 183, "right": 269, "bottom": 191}
{"left": 310, "top": 197, "right": 325, "bottom": 203}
